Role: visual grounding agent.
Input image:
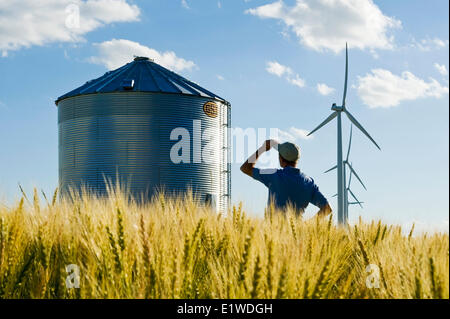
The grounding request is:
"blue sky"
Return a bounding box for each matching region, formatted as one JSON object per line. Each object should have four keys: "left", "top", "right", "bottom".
{"left": 0, "top": 0, "right": 448, "bottom": 233}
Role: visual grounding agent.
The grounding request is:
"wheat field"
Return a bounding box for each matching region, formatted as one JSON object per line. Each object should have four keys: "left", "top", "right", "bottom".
{"left": 0, "top": 185, "right": 448, "bottom": 299}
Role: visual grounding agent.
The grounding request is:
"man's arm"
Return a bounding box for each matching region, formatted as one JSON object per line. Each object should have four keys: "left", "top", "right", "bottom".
{"left": 240, "top": 139, "right": 278, "bottom": 177}
{"left": 309, "top": 181, "right": 332, "bottom": 218}
{"left": 316, "top": 203, "right": 332, "bottom": 217}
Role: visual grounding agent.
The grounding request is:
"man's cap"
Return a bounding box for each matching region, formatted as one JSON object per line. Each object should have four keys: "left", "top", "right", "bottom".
{"left": 277, "top": 142, "right": 300, "bottom": 162}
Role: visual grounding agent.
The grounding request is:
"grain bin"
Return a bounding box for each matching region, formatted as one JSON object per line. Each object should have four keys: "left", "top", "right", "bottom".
{"left": 55, "top": 57, "right": 231, "bottom": 211}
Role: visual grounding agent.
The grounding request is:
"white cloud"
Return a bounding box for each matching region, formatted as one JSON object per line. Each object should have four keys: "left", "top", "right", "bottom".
{"left": 357, "top": 69, "right": 449, "bottom": 108}
{"left": 317, "top": 83, "right": 335, "bottom": 95}
{"left": 216, "top": 75, "right": 225, "bottom": 80}
{"left": 288, "top": 127, "right": 311, "bottom": 140}
{"left": 273, "top": 127, "right": 312, "bottom": 142}
{"left": 275, "top": 129, "right": 296, "bottom": 142}
{"left": 429, "top": 38, "right": 447, "bottom": 48}
{"left": 218, "top": 1, "right": 222, "bottom": 9}
{"left": 89, "top": 39, "right": 196, "bottom": 71}
{"left": 246, "top": 0, "right": 401, "bottom": 53}
{"left": 0, "top": 0, "right": 140, "bottom": 56}
{"left": 266, "top": 61, "right": 292, "bottom": 77}
{"left": 411, "top": 37, "right": 449, "bottom": 51}
{"left": 266, "top": 61, "right": 305, "bottom": 88}
{"left": 434, "top": 63, "right": 448, "bottom": 76}
{"left": 181, "top": 0, "right": 190, "bottom": 9}
{"left": 287, "top": 74, "right": 305, "bottom": 88}
{"left": 280, "top": 28, "right": 291, "bottom": 40}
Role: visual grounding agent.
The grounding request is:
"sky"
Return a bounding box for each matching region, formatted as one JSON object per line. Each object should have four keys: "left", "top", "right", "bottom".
{"left": 0, "top": 0, "right": 448, "bottom": 233}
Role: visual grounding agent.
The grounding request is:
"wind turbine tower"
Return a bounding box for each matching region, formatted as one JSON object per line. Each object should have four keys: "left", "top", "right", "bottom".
{"left": 326, "top": 125, "right": 367, "bottom": 220}
{"left": 307, "top": 44, "right": 381, "bottom": 224}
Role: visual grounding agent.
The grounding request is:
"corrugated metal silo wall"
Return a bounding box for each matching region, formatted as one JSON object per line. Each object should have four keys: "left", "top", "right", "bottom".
{"left": 58, "top": 92, "right": 230, "bottom": 211}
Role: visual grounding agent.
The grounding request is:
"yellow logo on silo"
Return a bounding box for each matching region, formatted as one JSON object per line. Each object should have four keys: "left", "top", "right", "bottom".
{"left": 203, "top": 101, "right": 218, "bottom": 118}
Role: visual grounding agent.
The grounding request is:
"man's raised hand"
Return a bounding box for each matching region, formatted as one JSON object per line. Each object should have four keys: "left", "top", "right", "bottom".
{"left": 263, "top": 139, "right": 279, "bottom": 152}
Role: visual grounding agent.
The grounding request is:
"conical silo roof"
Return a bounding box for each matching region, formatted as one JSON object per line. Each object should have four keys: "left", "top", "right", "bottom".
{"left": 55, "top": 56, "right": 227, "bottom": 105}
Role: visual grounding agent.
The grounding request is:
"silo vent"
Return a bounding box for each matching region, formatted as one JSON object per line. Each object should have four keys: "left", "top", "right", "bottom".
{"left": 134, "top": 56, "right": 150, "bottom": 61}
{"left": 121, "top": 79, "right": 134, "bottom": 90}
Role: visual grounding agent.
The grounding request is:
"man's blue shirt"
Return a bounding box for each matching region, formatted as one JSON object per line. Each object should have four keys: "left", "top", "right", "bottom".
{"left": 252, "top": 166, "right": 328, "bottom": 212}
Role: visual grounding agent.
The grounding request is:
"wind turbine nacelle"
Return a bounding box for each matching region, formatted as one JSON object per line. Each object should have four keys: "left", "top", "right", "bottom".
{"left": 331, "top": 103, "right": 343, "bottom": 111}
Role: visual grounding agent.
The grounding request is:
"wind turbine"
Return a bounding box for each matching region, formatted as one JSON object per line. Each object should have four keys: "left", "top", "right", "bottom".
{"left": 325, "top": 125, "right": 367, "bottom": 220}
{"left": 307, "top": 43, "right": 380, "bottom": 225}
{"left": 331, "top": 162, "right": 365, "bottom": 219}
{"left": 346, "top": 163, "right": 365, "bottom": 211}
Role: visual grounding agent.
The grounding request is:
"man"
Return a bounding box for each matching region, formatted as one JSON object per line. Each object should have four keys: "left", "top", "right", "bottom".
{"left": 240, "top": 139, "right": 332, "bottom": 217}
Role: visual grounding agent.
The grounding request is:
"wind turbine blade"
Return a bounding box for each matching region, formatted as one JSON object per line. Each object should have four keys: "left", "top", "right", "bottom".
{"left": 346, "top": 162, "right": 367, "bottom": 190}
{"left": 307, "top": 112, "right": 338, "bottom": 136}
{"left": 347, "top": 165, "right": 353, "bottom": 188}
{"left": 349, "top": 201, "right": 364, "bottom": 207}
{"left": 324, "top": 165, "right": 337, "bottom": 174}
{"left": 344, "top": 109, "right": 381, "bottom": 150}
{"left": 342, "top": 43, "right": 348, "bottom": 107}
{"left": 346, "top": 125, "right": 353, "bottom": 162}
{"left": 348, "top": 188, "right": 363, "bottom": 208}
